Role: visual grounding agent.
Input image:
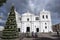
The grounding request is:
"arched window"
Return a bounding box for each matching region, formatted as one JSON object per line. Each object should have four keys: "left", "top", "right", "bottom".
{"left": 27, "top": 18, "right": 29, "bottom": 21}
{"left": 45, "top": 23, "right": 47, "bottom": 25}
{"left": 20, "top": 18, "right": 21, "bottom": 21}
{"left": 45, "top": 26, "right": 47, "bottom": 29}
{"left": 36, "top": 17, "right": 39, "bottom": 20}
{"left": 42, "top": 15, "right": 44, "bottom": 19}
{"left": 46, "top": 15, "right": 48, "bottom": 19}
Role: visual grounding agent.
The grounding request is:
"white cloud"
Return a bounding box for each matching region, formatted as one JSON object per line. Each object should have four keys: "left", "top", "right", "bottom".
{"left": 0, "top": 19, "right": 5, "bottom": 23}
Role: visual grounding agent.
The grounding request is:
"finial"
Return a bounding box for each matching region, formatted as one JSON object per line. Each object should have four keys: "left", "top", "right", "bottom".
{"left": 27, "top": 10, "right": 29, "bottom": 13}
{"left": 43, "top": 9, "right": 45, "bottom": 11}
{"left": 11, "top": 3, "right": 15, "bottom": 11}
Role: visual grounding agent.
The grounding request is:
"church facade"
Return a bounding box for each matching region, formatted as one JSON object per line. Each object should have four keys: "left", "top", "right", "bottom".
{"left": 15, "top": 9, "right": 53, "bottom": 33}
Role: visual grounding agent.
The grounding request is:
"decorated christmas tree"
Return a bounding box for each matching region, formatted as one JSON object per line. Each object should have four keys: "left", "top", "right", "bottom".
{"left": 2, "top": 5, "right": 19, "bottom": 40}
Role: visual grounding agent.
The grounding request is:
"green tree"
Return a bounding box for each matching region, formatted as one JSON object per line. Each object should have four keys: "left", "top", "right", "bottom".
{"left": 0, "top": 0, "right": 6, "bottom": 7}
{"left": 2, "top": 5, "right": 19, "bottom": 40}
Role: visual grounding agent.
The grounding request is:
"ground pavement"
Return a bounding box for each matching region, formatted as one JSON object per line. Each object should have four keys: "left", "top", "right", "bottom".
{"left": 0, "top": 32, "right": 60, "bottom": 40}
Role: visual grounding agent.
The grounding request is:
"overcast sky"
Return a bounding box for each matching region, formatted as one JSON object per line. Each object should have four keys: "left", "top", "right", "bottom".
{"left": 0, "top": 0, "right": 60, "bottom": 26}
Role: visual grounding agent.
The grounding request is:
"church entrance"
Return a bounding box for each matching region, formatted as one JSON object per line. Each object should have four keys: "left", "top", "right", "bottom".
{"left": 36, "top": 28, "right": 39, "bottom": 32}
{"left": 18, "top": 28, "right": 20, "bottom": 32}
{"left": 26, "top": 27, "right": 30, "bottom": 32}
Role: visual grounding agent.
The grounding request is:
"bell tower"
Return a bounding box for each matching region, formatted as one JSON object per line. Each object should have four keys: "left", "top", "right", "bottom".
{"left": 40, "top": 9, "right": 53, "bottom": 32}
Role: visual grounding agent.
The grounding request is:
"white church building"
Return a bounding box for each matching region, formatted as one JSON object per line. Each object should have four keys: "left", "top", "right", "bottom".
{"left": 15, "top": 9, "right": 53, "bottom": 33}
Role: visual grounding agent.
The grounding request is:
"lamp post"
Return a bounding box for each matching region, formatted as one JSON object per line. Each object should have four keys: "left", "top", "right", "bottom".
{"left": 0, "top": 0, "right": 6, "bottom": 7}
{"left": 57, "top": 30, "right": 59, "bottom": 37}
{"left": 0, "top": 16, "right": 2, "bottom": 19}
{"left": 0, "top": 13, "right": 3, "bottom": 19}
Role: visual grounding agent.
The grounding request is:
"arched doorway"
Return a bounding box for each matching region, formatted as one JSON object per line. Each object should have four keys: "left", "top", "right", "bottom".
{"left": 26, "top": 27, "right": 30, "bottom": 32}
{"left": 18, "top": 28, "right": 20, "bottom": 32}
{"left": 36, "top": 28, "right": 39, "bottom": 32}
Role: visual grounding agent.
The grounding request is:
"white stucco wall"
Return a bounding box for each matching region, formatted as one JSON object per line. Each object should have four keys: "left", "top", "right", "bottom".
{"left": 15, "top": 9, "right": 53, "bottom": 33}
{"left": 0, "top": 26, "right": 4, "bottom": 31}
{"left": 40, "top": 9, "right": 53, "bottom": 32}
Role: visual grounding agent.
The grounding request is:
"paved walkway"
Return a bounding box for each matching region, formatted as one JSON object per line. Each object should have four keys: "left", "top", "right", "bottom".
{"left": 0, "top": 32, "right": 60, "bottom": 40}
{"left": 21, "top": 32, "right": 60, "bottom": 40}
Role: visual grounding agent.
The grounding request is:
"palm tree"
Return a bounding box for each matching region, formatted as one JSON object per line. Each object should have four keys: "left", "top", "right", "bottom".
{"left": 0, "top": 0, "right": 6, "bottom": 7}
{"left": 0, "top": 0, "right": 6, "bottom": 19}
